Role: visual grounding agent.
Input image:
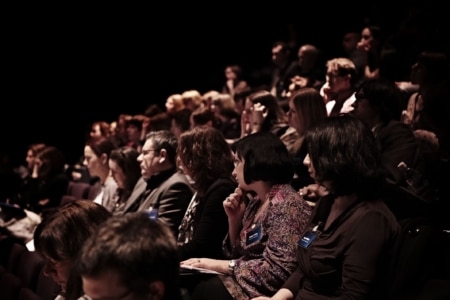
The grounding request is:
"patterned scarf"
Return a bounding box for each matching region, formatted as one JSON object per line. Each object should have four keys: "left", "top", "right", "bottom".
{"left": 177, "top": 192, "right": 198, "bottom": 245}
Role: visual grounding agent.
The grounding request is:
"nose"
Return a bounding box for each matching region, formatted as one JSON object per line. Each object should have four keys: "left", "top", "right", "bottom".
{"left": 303, "top": 153, "right": 311, "bottom": 167}
{"left": 137, "top": 154, "right": 143, "bottom": 163}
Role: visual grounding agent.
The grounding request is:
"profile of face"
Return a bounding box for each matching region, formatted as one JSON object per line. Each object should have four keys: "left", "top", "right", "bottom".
{"left": 358, "top": 27, "right": 374, "bottom": 52}
{"left": 303, "top": 153, "right": 316, "bottom": 180}
{"left": 108, "top": 159, "right": 126, "bottom": 189}
{"left": 43, "top": 258, "right": 72, "bottom": 293}
{"left": 137, "top": 140, "right": 161, "bottom": 179}
{"left": 287, "top": 99, "right": 302, "bottom": 135}
{"left": 33, "top": 157, "right": 50, "bottom": 177}
{"left": 232, "top": 154, "right": 248, "bottom": 190}
{"left": 26, "top": 149, "right": 35, "bottom": 170}
{"left": 90, "top": 124, "right": 102, "bottom": 140}
{"left": 326, "top": 71, "right": 349, "bottom": 94}
{"left": 225, "top": 67, "right": 236, "bottom": 81}
{"left": 351, "top": 91, "right": 372, "bottom": 124}
{"left": 83, "top": 146, "right": 104, "bottom": 178}
{"left": 271, "top": 45, "right": 288, "bottom": 66}
{"left": 165, "top": 98, "right": 174, "bottom": 112}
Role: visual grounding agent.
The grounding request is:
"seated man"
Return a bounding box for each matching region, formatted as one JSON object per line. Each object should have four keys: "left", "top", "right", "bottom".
{"left": 122, "top": 130, "right": 194, "bottom": 237}
{"left": 77, "top": 212, "right": 183, "bottom": 300}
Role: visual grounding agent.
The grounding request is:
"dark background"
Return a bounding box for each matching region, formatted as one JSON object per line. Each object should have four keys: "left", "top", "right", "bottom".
{"left": 2, "top": 2, "right": 449, "bottom": 166}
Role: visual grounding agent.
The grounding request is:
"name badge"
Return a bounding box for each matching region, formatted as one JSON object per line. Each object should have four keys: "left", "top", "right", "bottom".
{"left": 245, "top": 224, "right": 262, "bottom": 246}
{"left": 298, "top": 230, "right": 317, "bottom": 249}
{"left": 144, "top": 208, "right": 159, "bottom": 220}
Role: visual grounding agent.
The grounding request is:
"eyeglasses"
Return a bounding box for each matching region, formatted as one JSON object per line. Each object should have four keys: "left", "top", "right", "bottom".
{"left": 83, "top": 289, "right": 132, "bottom": 300}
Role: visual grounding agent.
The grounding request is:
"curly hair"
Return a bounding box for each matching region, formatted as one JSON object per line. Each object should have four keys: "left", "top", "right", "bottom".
{"left": 178, "top": 127, "right": 234, "bottom": 194}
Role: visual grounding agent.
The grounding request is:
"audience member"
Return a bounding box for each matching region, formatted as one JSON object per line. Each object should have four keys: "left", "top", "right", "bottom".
{"left": 182, "top": 131, "right": 313, "bottom": 299}
{"left": 108, "top": 146, "right": 141, "bottom": 214}
{"left": 77, "top": 212, "right": 183, "bottom": 300}
{"left": 123, "top": 130, "right": 193, "bottom": 237}
{"left": 34, "top": 200, "right": 111, "bottom": 300}
{"left": 177, "top": 127, "right": 236, "bottom": 261}
{"left": 252, "top": 115, "right": 400, "bottom": 300}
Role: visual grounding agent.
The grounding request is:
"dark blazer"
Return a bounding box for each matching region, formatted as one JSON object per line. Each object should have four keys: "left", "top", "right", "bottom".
{"left": 123, "top": 171, "right": 194, "bottom": 237}
{"left": 178, "top": 177, "right": 237, "bottom": 261}
{"left": 121, "top": 176, "right": 147, "bottom": 214}
{"left": 138, "top": 171, "right": 194, "bottom": 237}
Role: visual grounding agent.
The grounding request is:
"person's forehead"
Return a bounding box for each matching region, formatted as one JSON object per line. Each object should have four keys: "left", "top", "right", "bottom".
{"left": 82, "top": 271, "right": 128, "bottom": 297}
{"left": 142, "top": 139, "right": 155, "bottom": 150}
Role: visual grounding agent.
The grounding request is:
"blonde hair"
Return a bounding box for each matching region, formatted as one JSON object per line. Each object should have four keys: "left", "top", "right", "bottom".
{"left": 181, "top": 90, "right": 202, "bottom": 110}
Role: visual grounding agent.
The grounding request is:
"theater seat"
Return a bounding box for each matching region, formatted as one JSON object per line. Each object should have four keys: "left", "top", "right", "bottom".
{"left": 0, "top": 272, "right": 23, "bottom": 300}
{"left": 14, "top": 251, "right": 45, "bottom": 291}
{"left": 6, "top": 242, "right": 27, "bottom": 273}
{"left": 18, "top": 287, "right": 43, "bottom": 300}
{"left": 35, "top": 266, "right": 60, "bottom": 300}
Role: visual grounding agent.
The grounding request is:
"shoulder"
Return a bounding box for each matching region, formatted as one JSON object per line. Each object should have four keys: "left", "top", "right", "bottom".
{"left": 270, "top": 185, "right": 311, "bottom": 211}
{"left": 352, "top": 199, "right": 399, "bottom": 229}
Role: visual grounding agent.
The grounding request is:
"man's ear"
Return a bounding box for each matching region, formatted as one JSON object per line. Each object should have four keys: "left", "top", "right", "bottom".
{"left": 158, "top": 149, "right": 167, "bottom": 164}
{"left": 149, "top": 281, "right": 165, "bottom": 300}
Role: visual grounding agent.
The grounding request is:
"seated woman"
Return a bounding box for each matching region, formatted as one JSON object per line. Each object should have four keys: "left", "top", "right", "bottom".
{"left": 252, "top": 115, "right": 400, "bottom": 300}
{"left": 34, "top": 200, "right": 111, "bottom": 300}
{"left": 10, "top": 143, "right": 46, "bottom": 208}
{"left": 24, "top": 146, "right": 69, "bottom": 213}
{"left": 240, "top": 90, "right": 299, "bottom": 156}
{"left": 177, "top": 127, "right": 236, "bottom": 261}
{"left": 83, "top": 137, "right": 118, "bottom": 210}
{"left": 107, "top": 146, "right": 141, "bottom": 215}
{"left": 286, "top": 88, "right": 328, "bottom": 190}
{"left": 181, "top": 131, "right": 313, "bottom": 299}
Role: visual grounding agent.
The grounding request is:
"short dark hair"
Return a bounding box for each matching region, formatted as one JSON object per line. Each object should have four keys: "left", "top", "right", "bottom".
{"left": 145, "top": 130, "right": 178, "bottom": 165}
{"left": 305, "top": 115, "right": 384, "bottom": 198}
{"left": 232, "top": 131, "right": 294, "bottom": 185}
{"left": 77, "top": 212, "right": 181, "bottom": 300}
{"left": 356, "top": 78, "right": 403, "bottom": 122}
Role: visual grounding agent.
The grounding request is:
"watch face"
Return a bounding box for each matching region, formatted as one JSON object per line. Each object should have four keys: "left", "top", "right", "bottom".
{"left": 229, "top": 260, "right": 235, "bottom": 269}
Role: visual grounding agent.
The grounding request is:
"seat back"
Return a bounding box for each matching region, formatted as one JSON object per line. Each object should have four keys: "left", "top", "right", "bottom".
{"left": 387, "top": 217, "right": 447, "bottom": 299}
{"left": 0, "top": 272, "right": 23, "bottom": 300}
{"left": 14, "top": 251, "right": 45, "bottom": 291}
{"left": 35, "top": 266, "right": 60, "bottom": 300}
{"left": 6, "top": 242, "right": 27, "bottom": 273}
{"left": 18, "top": 287, "right": 43, "bottom": 300}
{"left": 69, "top": 182, "right": 91, "bottom": 199}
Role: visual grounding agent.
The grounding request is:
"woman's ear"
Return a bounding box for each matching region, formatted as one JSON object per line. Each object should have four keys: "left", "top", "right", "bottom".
{"left": 100, "top": 153, "right": 108, "bottom": 165}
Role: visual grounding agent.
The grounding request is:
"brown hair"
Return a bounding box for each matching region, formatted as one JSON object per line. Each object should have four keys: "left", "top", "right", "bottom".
{"left": 178, "top": 127, "right": 234, "bottom": 194}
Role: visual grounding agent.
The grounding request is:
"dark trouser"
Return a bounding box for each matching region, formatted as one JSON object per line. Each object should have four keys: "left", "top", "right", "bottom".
{"left": 180, "top": 274, "right": 233, "bottom": 300}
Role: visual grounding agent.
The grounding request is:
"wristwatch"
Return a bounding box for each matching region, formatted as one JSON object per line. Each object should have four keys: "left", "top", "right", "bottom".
{"left": 228, "top": 259, "right": 236, "bottom": 273}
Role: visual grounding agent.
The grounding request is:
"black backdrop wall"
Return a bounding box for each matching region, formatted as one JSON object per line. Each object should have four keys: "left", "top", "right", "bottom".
{"left": 2, "top": 2, "right": 449, "bottom": 166}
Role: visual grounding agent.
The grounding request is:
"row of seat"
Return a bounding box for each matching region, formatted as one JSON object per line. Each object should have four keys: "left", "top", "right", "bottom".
{"left": 61, "top": 180, "right": 101, "bottom": 204}
{"left": 0, "top": 237, "right": 60, "bottom": 300}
